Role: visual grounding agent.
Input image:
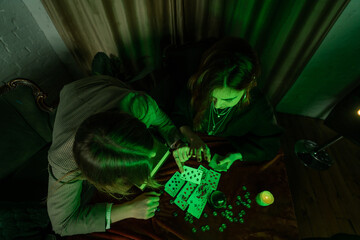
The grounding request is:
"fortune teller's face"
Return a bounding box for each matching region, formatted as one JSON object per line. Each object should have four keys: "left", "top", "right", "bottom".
{"left": 212, "top": 87, "right": 246, "bottom": 109}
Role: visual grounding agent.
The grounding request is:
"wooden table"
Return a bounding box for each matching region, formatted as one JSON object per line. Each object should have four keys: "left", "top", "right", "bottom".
{"left": 67, "top": 135, "right": 299, "bottom": 240}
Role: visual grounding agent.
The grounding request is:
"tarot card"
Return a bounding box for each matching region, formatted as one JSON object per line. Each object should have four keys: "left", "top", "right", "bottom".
{"left": 180, "top": 166, "right": 203, "bottom": 184}
{"left": 204, "top": 169, "right": 221, "bottom": 190}
{"left": 187, "top": 184, "right": 213, "bottom": 219}
{"left": 198, "top": 165, "right": 209, "bottom": 181}
{"left": 209, "top": 154, "right": 228, "bottom": 172}
{"left": 174, "top": 181, "right": 197, "bottom": 210}
{"left": 164, "top": 172, "right": 186, "bottom": 197}
{"left": 187, "top": 198, "right": 207, "bottom": 219}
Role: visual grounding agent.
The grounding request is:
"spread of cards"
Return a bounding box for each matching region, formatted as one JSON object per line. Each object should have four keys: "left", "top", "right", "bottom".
{"left": 165, "top": 165, "right": 221, "bottom": 219}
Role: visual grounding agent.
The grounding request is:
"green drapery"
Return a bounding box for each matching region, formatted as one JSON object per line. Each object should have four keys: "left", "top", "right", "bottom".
{"left": 41, "top": 0, "right": 349, "bottom": 105}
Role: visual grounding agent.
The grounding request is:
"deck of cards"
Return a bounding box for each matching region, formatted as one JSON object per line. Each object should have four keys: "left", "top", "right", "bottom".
{"left": 165, "top": 165, "right": 221, "bottom": 219}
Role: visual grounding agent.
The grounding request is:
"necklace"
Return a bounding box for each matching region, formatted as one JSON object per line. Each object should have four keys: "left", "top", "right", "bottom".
{"left": 207, "top": 102, "right": 233, "bottom": 135}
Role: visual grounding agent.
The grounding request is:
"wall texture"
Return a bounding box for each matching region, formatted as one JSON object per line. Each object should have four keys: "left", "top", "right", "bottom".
{"left": 0, "top": 0, "right": 75, "bottom": 104}
{"left": 276, "top": 0, "right": 360, "bottom": 119}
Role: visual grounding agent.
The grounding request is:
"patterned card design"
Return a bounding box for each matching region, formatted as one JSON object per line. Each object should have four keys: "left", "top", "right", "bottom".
{"left": 180, "top": 166, "right": 203, "bottom": 184}
{"left": 164, "top": 172, "right": 186, "bottom": 197}
{"left": 187, "top": 184, "right": 213, "bottom": 219}
{"left": 174, "top": 181, "right": 197, "bottom": 210}
{"left": 205, "top": 170, "right": 221, "bottom": 190}
{"left": 198, "top": 165, "right": 209, "bottom": 181}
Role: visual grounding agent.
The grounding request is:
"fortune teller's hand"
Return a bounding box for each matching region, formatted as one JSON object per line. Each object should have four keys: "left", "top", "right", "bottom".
{"left": 188, "top": 134, "right": 211, "bottom": 163}
{"left": 214, "top": 153, "right": 243, "bottom": 172}
{"left": 128, "top": 192, "right": 160, "bottom": 220}
{"left": 172, "top": 146, "right": 191, "bottom": 172}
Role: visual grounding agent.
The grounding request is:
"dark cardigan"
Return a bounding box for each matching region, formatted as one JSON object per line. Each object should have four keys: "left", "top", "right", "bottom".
{"left": 171, "top": 86, "right": 283, "bottom": 163}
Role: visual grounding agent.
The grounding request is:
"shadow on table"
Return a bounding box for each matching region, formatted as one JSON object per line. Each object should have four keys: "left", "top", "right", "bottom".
{"left": 303, "top": 233, "right": 360, "bottom": 240}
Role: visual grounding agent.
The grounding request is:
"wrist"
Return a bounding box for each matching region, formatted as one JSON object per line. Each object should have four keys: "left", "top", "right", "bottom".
{"left": 111, "top": 202, "right": 132, "bottom": 223}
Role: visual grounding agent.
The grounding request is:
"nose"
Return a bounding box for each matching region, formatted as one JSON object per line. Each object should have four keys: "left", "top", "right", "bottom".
{"left": 214, "top": 99, "right": 224, "bottom": 109}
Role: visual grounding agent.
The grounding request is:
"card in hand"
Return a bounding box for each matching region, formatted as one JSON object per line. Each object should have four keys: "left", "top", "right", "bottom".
{"left": 164, "top": 172, "right": 186, "bottom": 197}
{"left": 174, "top": 181, "right": 197, "bottom": 210}
{"left": 204, "top": 169, "right": 221, "bottom": 190}
{"left": 180, "top": 166, "right": 203, "bottom": 184}
{"left": 209, "top": 154, "right": 228, "bottom": 172}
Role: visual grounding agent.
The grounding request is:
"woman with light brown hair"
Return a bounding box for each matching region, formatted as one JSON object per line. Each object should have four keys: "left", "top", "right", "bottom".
{"left": 171, "top": 37, "right": 283, "bottom": 170}
{"left": 47, "top": 75, "right": 189, "bottom": 236}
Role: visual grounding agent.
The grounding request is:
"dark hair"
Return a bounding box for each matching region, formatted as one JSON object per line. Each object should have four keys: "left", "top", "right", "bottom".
{"left": 73, "top": 110, "right": 160, "bottom": 197}
{"left": 188, "top": 37, "right": 260, "bottom": 130}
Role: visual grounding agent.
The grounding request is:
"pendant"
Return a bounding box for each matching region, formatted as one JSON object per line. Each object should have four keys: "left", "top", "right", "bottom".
{"left": 217, "top": 115, "right": 220, "bottom": 118}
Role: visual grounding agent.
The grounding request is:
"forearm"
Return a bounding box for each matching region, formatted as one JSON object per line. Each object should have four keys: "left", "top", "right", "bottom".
{"left": 179, "top": 125, "right": 197, "bottom": 142}
{"left": 110, "top": 202, "right": 133, "bottom": 223}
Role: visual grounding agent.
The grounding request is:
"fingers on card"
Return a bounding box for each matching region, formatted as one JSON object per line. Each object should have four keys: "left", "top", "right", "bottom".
{"left": 180, "top": 166, "right": 203, "bottom": 184}
{"left": 164, "top": 172, "right": 186, "bottom": 197}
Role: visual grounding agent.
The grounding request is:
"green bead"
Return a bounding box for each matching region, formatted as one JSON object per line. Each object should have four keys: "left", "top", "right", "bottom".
{"left": 203, "top": 213, "right": 208, "bottom": 218}
{"left": 213, "top": 211, "right": 218, "bottom": 216}
{"left": 242, "top": 186, "right": 247, "bottom": 191}
{"left": 234, "top": 217, "right": 238, "bottom": 222}
{"left": 241, "top": 210, "right": 246, "bottom": 214}
{"left": 221, "top": 212, "right": 225, "bottom": 216}
{"left": 201, "top": 226, "right": 206, "bottom": 232}
{"left": 206, "top": 225, "right": 210, "bottom": 230}
{"left": 192, "top": 227, "right": 197, "bottom": 233}
{"left": 219, "top": 227, "right": 224, "bottom": 232}
{"left": 246, "top": 204, "right": 251, "bottom": 208}
{"left": 235, "top": 201, "right": 240, "bottom": 206}
{"left": 240, "top": 218, "right": 244, "bottom": 223}
{"left": 189, "top": 219, "right": 194, "bottom": 224}
{"left": 237, "top": 196, "right": 241, "bottom": 200}
{"left": 230, "top": 212, "right": 234, "bottom": 216}
{"left": 228, "top": 205, "right": 233, "bottom": 210}
{"left": 247, "top": 199, "right": 252, "bottom": 203}
{"left": 222, "top": 223, "right": 227, "bottom": 228}
{"left": 229, "top": 218, "right": 234, "bottom": 222}
{"left": 173, "top": 212, "right": 178, "bottom": 217}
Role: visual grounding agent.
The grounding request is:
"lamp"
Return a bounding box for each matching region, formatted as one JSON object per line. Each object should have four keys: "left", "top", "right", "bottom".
{"left": 294, "top": 85, "right": 360, "bottom": 170}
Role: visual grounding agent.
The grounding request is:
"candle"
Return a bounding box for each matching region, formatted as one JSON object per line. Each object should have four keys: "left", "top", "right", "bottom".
{"left": 256, "top": 190, "right": 274, "bottom": 206}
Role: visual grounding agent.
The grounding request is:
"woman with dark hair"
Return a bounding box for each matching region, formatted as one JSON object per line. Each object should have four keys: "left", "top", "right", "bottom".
{"left": 171, "top": 37, "right": 283, "bottom": 170}
{"left": 47, "top": 75, "right": 189, "bottom": 236}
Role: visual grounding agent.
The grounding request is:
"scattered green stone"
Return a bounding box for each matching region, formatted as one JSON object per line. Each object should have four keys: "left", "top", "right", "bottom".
{"left": 221, "top": 212, "right": 226, "bottom": 216}
{"left": 246, "top": 204, "right": 251, "bottom": 209}
{"left": 203, "top": 213, "right": 208, "bottom": 218}
{"left": 247, "top": 199, "right": 252, "bottom": 203}
{"left": 228, "top": 205, "right": 233, "bottom": 210}
{"left": 238, "top": 214, "right": 243, "bottom": 218}
{"left": 229, "top": 212, "right": 233, "bottom": 216}
{"left": 242, "top": 186, "right": 247, "bottom": 191}
{"left": 201, "top": 226, "right": 206, "bottom": 232}
{"left": 237, "top": 196, "right": 241, "bottom": 200}
{"left": 219, "top": 227, "right": 224, "bottom": 232}
{"left": 192, "top": 227, "right": 197, "bottom": 233}
{"left": 234, "top": 217, "right": 238, "bottom": 222}
{"left": 206, "top": 225, "right": 210, "bottom": 230}
{"left": 222, "top": 223, "right": 227, "bottom": 228}
{"left": 235, "top": 201, "right": 240, "bottom": 206}
{"left": 240, "top": 218, "right": 244, "bottom": 223}
{"left": 241, "top": 210, "right": 246, "bottom": 214}
{"left": 173, "top": 212, "right": 178, "bottom": 217}
{"left": 213, "top": 211, "right": 218, "bottom": 216}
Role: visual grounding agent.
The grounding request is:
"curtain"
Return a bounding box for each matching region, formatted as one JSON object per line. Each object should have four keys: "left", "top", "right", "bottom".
{"left": 41, "top": 0, "right": 349, "bottom": 105}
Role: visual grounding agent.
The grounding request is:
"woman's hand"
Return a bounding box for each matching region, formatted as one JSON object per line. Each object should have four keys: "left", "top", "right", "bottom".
{"left": 128, "top": 191, "right": 160, "bottom": 220}
{"left": 179, "top": 125, "right": 211, "bottom": 163}
{"left": 173, "top": 146, "right": 191, "bottom": 172}
{"left": 212, "top": 153, "right": 242, "bottom": 172}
